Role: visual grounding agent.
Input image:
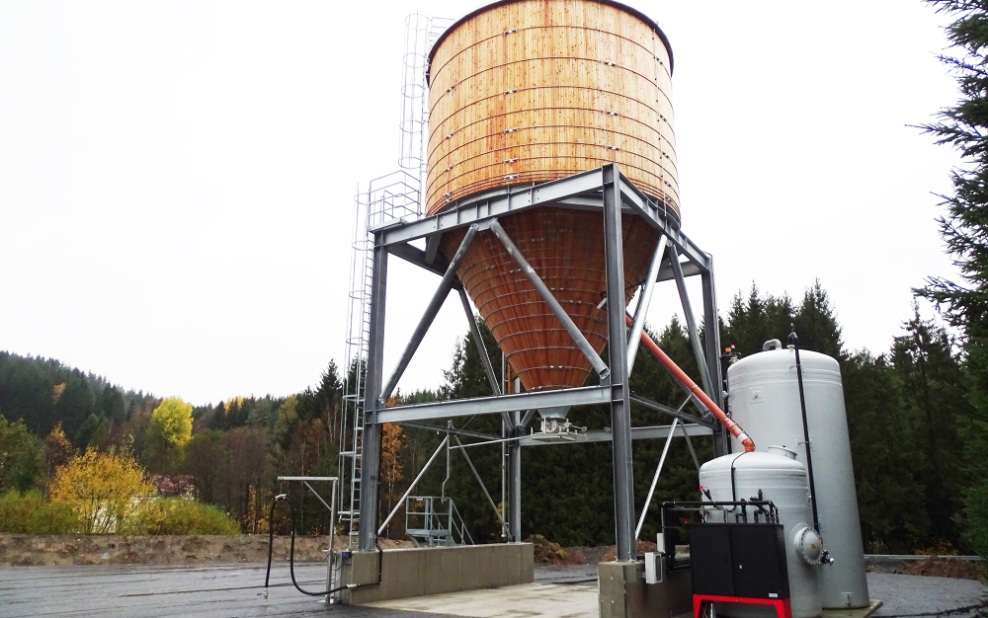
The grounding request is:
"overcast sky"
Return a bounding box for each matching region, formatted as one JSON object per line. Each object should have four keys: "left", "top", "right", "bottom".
{"left": 0, "top": 1, "right": 962, "bottom": 406}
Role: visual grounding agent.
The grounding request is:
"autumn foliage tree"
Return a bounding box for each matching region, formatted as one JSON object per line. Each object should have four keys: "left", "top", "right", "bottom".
{"left": 150, "top": 397, "right": 193, "bottom": 450}
{"left": 380, "top": 420, "right": 405, "bottom": 538}
{"left": 49, "top": 448, "right": 155, "bottom": 533}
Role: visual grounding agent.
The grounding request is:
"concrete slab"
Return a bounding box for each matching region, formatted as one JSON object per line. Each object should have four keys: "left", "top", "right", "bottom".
{"left": 822, "top": 600, "right": 883, "bottom": 618}
{"left": 365, "top": 582, "right": 599, "bottom": 618}
{"left": 0, "top": 563, "right": 983, "bottom": 618}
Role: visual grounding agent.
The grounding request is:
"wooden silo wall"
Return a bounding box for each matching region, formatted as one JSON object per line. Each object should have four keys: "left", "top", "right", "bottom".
{"left": 426, "top": 0, "right": 678, "bottom": 217}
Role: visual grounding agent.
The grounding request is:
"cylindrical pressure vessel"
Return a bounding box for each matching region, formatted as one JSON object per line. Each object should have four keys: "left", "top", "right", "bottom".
{"left": 699, "top": 452, "right": 823, "bottom": 618}
{"left": 727, "top": 348, "right": 869, "bottom": 609}
{"left": 426, "top": 0, "right": 677, "bottom": 393}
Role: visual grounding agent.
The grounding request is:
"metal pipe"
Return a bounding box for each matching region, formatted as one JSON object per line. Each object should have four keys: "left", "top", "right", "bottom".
{"left": 459, "top": 287, "right": 502, "bottom": 396}
{"left": 627, "top": 235, "right": 668, "bottom": 374}
{"left": 488, "top": 218, "right": 610, "bottom": 380}
{"left": 453, "top": 436, "right": 509, "bottom": 538}
{"left": 635, "top": 417, "right": 679, "bottom": 540}
{"left": 377, "top": 435, "right": 449, "bottom": 535}
{"left": 458, "top": 286, "right": 512, "bottom": 428}
{"left": 631, "top": 314, "right": 755, "bottom": 453}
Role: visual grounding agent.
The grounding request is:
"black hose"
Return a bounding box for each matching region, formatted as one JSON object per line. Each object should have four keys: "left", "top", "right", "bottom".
{"left": 789, "top": 331, "right": 822, "bottom": 533}
{"left": 262, "top": 494, "right": 377, "bottom": 600}
{"left": 262, "top": 494, "right": 285, "bottom": 598}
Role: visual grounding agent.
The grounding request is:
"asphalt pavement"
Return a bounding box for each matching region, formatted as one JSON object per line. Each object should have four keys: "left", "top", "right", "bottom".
{"left": 0, "top": 563, "right": 984, "bottom": 618}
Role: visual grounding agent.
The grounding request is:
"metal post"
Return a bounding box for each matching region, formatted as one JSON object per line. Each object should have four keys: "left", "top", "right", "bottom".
{"left": 358, "top": 240, "right": 388, "bottom": 551}
{"left": 508, "top": 409, "right": 522, "bottom": 542}
{"left": 602, "top": 164, "right": 636, "bottom": 562}
{"left": 701, "top": 260, "right": 729, "bottom": 456}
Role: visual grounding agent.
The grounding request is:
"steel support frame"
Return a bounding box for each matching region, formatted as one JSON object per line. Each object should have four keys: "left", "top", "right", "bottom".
{"left": 356, "top": 164, "right": 721, "bottom": 552}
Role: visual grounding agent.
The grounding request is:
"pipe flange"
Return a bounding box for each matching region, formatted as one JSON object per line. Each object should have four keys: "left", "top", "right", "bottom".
{"left": 793, "top": 525, "right": 824, "bottom": 565}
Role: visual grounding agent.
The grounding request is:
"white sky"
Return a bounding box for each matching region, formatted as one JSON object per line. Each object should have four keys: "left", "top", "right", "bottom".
{"left": 0, "top": 1, "right": 963, "bottom": 406}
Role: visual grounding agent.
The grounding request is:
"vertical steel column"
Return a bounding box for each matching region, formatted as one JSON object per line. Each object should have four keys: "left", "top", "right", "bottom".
{"left": 508, "top": 409, "right": 522, "bottom": 542}
{"left": 603, "top": 164, "right": 636, "bottom": 562}
{"left": 701, "top": 259, "right": 729, "bottom": 457}
{"left": 358, "top": 239, "right": 388, "bottom": 551}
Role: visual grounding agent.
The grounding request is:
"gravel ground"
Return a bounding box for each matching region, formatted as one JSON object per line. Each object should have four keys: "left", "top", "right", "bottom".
{"left": 868, "top": 573, "right": 987, "bottom": 617}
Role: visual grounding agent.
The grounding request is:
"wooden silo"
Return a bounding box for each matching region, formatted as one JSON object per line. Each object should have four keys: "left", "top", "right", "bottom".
{"left": 427, "top": 0, "right": 677, "bottom": 392}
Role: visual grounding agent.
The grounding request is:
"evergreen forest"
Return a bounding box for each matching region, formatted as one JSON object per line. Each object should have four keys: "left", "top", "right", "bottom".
{"left": 4, "top": 0, "right": 988, "bottom": 562}
{"left": 0, "top": 280, "right": 975, "bottom": 555}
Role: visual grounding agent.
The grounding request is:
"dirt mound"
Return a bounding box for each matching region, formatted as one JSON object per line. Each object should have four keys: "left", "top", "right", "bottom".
{"left": 525, "top": 534, "right": 587, "bottom": 565}
{"left": 901, "top": 557, "right": 985, "bottom": 581}
{"left": 601, "top": 539, "right": 659, "bottom": 562}
{"left": 0, "top": 534, "right": 409, "bottom": 567}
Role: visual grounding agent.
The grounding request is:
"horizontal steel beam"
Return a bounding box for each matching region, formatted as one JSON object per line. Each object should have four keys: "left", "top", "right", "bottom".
{"left": 401, "top": 421, "right": 501, "bottom": 442}
{"left": 656, "top": 260, "right": 702, "bottom": 281}
{"left": 377, "top": 168, "right": 610, "bottom": 246}
{"left": 518, "top": 423, "right": 712, "bottom": 447}
{"left": 630, "top": 394, "right": 718, "bottom": 428}
{"left": 387, "top": 242, "right": 458, "bottom": 282}
{"left": 614, "top": 175, "right": 712, "bottom": 272}
{"left": 373, "top": 385, "right": 612, "bottom": 424}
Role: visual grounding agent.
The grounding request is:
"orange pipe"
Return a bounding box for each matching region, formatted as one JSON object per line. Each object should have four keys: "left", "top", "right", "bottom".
{"left": 629, "top": 316, "right": 756, "bottom": 452}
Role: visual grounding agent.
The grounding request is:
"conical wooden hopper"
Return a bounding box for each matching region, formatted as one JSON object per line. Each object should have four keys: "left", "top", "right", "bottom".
{"left": 427, "top": 0, "right": 678, "bottom": 392}
{"left": 441, "top": 207, "right": 659, "bottom": 392}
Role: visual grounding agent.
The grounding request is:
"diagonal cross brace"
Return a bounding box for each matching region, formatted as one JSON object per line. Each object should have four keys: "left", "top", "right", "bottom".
{"left": 487, "top": 218, "right": 611, "bottom": 381}
{"left": 380, "top": 224, "right": 480, "bottom": 401}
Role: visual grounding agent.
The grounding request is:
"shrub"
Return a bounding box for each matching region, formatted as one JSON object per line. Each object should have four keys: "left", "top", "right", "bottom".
{"left": 124, "top": 498, "right": 240, "bottom": 535}
{"left": 48, "top": 448, "right": 155, "bottom": 533}
{"left": 0, "top": 490, "right": 78, "bottom": 534}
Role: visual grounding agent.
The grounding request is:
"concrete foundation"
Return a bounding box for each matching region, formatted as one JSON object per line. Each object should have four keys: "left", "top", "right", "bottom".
{"left": 340, "top": 542, "right": 534, "bottom": 605}
{"left": 598, "top": 560, "right": 693, "bottom": 618}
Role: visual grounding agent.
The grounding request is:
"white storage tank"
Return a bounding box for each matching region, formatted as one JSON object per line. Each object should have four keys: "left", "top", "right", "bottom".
{"left": 698, "top": 451, "right": 822, "bottom": 618}
{"left": 727, "top": 345, "right": 869, "bottom": 609}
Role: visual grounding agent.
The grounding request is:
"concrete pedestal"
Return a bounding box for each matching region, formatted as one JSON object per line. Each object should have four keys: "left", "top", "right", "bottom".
{"left": 340, "top": 543, "right": 534, "bottom": 605}
{"left": 599, "top": 560, "right": 693, "bottom": 618}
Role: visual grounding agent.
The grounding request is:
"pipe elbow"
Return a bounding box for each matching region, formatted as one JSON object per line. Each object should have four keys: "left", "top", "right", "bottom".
{"left": 740, "top": 435, "right": 756, "bottom": 453}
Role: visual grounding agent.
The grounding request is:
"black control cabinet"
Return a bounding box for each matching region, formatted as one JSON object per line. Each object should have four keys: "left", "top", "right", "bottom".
{"left": 690, "top": 523, "right": 789, "bottom": 599}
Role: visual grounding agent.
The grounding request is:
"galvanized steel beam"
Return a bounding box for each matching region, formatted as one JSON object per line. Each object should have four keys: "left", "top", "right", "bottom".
{"left": 380, "top": 225, "right": 479, "bottom": 401}
{"left": 358, "top": 240, "right": 388, "bottom": 552}
{"left": 373, "top": 385, "right": 611, "bottom": 424}
{"left": 603, "top": 163, "right": 636, "bottom": 563}
{"left": 488, "top": 218, "right": 611, "bottom": 381}
{"left": 627, "top": 235, "right": 668, "bottom": 374}
{"left": 516, "top": 422, "right": 712, "bottom": 447}
{"left": 668, "top": 244, "right": 715, "bottom": 399}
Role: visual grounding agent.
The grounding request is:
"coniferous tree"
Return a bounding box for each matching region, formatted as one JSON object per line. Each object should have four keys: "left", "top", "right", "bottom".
{"left": 916, "top": 0, "right": 988, "bottom": 559}
{"left": 793, "top": 279, "right": 845, "bottom": 359}
{"left": 722, "top": 284, "right": 795, "bottom": 356}
{"left": 889, "top": 307, "right": 969, "bottom": 548}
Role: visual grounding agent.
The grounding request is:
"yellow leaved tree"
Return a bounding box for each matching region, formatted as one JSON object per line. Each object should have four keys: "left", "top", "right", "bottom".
{"left": 48, "top": 448, "right": 155, "bottom": 533}
{"left": 150, "top": 397, "right": 193, "bottom": 449}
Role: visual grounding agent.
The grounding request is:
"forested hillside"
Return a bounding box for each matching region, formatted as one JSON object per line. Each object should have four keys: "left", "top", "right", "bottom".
{"left": 0, "top": 280, "right": 973, "bottom": 554}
